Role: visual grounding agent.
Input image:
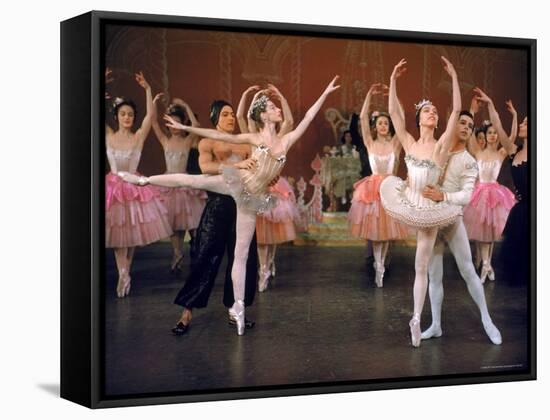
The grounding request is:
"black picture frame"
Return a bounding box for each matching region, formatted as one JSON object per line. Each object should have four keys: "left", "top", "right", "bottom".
{"left": 60, "top": 10, "right": 536, "bottom": 409}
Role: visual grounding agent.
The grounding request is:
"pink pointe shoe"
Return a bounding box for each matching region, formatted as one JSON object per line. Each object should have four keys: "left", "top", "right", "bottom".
{"left": 228, "top": 300, "right": 246, "bottom": 336}
{"left": 409, "top": 313, "right": 421, "bottom": 348}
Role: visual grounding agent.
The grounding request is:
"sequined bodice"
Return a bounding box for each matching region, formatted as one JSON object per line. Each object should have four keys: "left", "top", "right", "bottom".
{"left": 241, "top": 144, "right": 287, "bottom": 195}
{"left": 107, "top": 147, "right": 141, "bottom": 173}
{"left": 477, "top": 159, "right": 502, "bottom": 183}
{"left": 164, "top": 149, "right": 189, "bottom": 174}
{"left": 368, "top": 152, "right": 395, "bottom": 175}
{"left": 404, "top": 155, "right": 443, "bottom": 206}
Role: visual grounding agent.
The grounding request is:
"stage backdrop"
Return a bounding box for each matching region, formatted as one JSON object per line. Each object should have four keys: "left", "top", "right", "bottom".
{"left": 105, "top": 24, "right": 527, "bottom": 190}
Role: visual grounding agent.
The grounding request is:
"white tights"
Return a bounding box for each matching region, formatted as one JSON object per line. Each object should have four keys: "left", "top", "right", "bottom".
{"left": 413, "top": 227, "right": 439, "bottom": 317}
{"left": 423, "top": 218, "right": 497, "bottom": 339}
{"left": 150, "top": 174, "right": 257, "bottom": 305}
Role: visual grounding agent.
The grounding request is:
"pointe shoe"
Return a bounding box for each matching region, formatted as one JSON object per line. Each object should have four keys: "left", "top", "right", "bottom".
{"left": 488, "top": 266, "right": 496, "bottom": 281}
{"left": 116, "top": 269, "right": 131, "bottom": 298}
{"left": 170, "top": 253, "right": 184, "bottom": 273}
{"left": 374, "top": 263, "right": 385, "bottom": 288}
{"left": 228, "top": 315, "right": 255, "bottom": 329}
{"left": 421, "top": 324, "right": 442, "bottom": 340}
{"left": 228, "top": 300, "right": 245, "bottom": 336}
{"left": 483, "top": 321, "right": 502, "bottom": 345}
{"left": 270, "top": 260, "right": 277, "bottom": 277}
{"left": 480, "top": 262, "right": 490, "bottom": 284}
{"left": 409, "top": 314, "right": 422, "bottom": 348}
{"left": 258, "top": 267, "right": 270, "bottom": 292}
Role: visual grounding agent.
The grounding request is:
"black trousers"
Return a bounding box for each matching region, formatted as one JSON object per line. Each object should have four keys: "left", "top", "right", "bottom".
{"left": 174, "top": 192, "right": 257, "bottom": 309}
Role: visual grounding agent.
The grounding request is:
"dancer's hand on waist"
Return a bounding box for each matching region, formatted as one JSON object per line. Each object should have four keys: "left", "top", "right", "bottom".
{"left": 422, "top": 184, "right": 444, "bottom": 202}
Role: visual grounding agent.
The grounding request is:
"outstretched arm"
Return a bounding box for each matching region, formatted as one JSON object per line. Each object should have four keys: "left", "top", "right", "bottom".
{"left": 282, "top": 76, "right": 341, "bottom": 150}
{"left": 268, "top": 84, "right": 294, "bottom": 136}
{"left": 164, "top": 115, "right": 259, "bottom": 146}
{"left": 134, "top": 72, "right": 154, "bottom": 145}
{"left": 436, "top": 56, "right": 461, "bottom": 157}
{"left": 172, "top": 97, "right": 201, "bottom": 143}
{"left": 388, "top": 59, "right": 415, "bottom": 153}
{"left": 236, "top": 86, "right": 260, "bottom": 133}
{"left": 359, "top": 84, "right": 377, "bottom": 149}
{"left": 151, "top": 93, "right": 168, "bottom": 147}
{"left": 474, "top": 88, "right": 517, "bottom": 155}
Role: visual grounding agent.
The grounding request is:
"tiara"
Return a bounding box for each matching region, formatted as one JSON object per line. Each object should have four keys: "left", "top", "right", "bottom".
{"left": 248, "top": 95, "right": 269, "bottom": 118}
{"left": 371, "top": 111, "right": 380, "bottom": 118}
{"left": 414, "top": 99, "right": 433, "bottom": 111}
{"left": 482, "top": 119, "right": 492, "bottom": 126}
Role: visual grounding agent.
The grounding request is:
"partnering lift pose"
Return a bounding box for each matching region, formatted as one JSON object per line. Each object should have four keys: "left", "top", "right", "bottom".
{"left": 120, "top": 76, "right": 340, "bottom": 335}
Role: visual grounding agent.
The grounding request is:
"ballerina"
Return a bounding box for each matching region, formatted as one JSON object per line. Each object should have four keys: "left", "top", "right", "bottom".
{"left": 120, "top": 76, "right": 340, "bottom": 335}
{"left": 236, "top": 84, "right": 299, "bottom": 292}
{"left": 463, "top": 90, "right": 518, "bottom": 282}
{"left": 150, "top": 94, "right": 207, "bottom": 273}
{"left": 105, "top": 70, "right": 172, "bottom": 297}
{"left": 348, "top": 83, "right": 409, "bottom": 287}
{"left": 379, "top": 58, "right": 463, "bottom": 347}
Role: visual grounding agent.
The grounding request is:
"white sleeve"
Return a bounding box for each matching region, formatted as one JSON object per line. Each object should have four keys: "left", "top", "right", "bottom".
{"left": 445, "top": 158, "right": 478, "bottom": 206}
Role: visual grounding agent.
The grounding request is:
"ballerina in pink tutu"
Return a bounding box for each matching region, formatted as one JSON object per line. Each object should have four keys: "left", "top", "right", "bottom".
{"left": 348, "top": 83, "right": 409, "bottom": 287}
{"left": 463, "top": 89, "right": 518, "bottom": 282}
{"left": 236, "top": 84, "right": 300, "bottom": 292}
{"left": 151, "top": 94, "right": 207, "bottom": 273}
{"left": 120, "top": 76, "right": 340, "bottom": 335}
{"left": 105, "top": 69, "right": 172, "bottom": 297}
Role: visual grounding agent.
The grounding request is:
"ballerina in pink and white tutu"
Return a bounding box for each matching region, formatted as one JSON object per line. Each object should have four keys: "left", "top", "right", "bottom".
{"left": 348, "top": 83, "right": 409, "bottom": 287}
{"left": 463, "top": 90, "right": 518, "bottom": 282}
{"left": 151, "top": 94, "right": 207, "bottom": 273}
{"left": 236, "top": 84, "right": 300, "bottom": 292}
{"left": 105, "top": 69, "right": 172, "bottom": 297}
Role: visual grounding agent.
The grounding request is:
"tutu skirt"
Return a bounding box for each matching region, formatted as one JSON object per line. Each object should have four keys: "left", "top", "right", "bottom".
{"left": 256, "top": 178, "right": 299, "bottom": 244}
{"left": 463, "top": 182, "right": 516, "bottom": 241}
{"left": 105, "top": 173, "right": 173, "bottom": 248}
{"left": 157, "top": 186, "right": 207, "bottom": 231}
{"left": 221, "top": 165, "right": 277, "bottom": 213}
{"left": 380, "top": 176, "right": 462, "bottom": 229}
{"left": 348, "top": 174, "right": 410, "bottom": 240}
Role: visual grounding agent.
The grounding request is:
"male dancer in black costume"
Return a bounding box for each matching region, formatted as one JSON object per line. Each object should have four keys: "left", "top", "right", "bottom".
{"left": 171, "top": 100, "right": 258, "bottom": 335}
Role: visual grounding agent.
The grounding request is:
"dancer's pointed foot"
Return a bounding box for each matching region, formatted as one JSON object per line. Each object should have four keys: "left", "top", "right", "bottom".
{"left": 421, "top": 324, "right": 442, "bottom": 340}
{"left": 228, "top": 300, "right": 245, "bottom": 336}
{"left": 483, "top": 321, "right": 502, "bottom": 345}
{"left": 409, "top": 314, "right": 421, "bottom": 348}
{"left": 258, "top": 267, "right": 270, "bottom": 292}
{"left": 480, "top": 262, "right": 490, "bottom": 284}
{"left": 116, "top": 269, "right": 131, "bottom": 298}
{"left": 374, "top": 263, "right": 385, "bottom": 288}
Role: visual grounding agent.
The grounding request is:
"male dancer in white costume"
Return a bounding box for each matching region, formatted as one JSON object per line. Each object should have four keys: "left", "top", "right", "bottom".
{"left": 420, "top": 110, "right": 502, "bottom": 345}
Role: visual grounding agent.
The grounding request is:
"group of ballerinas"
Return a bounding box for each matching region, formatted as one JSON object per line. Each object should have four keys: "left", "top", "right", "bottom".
{"left": 107, "top": 55, "right": 528, "bottom": 346}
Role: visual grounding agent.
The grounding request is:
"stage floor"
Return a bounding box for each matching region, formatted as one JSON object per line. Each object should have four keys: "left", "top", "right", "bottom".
{"left": 104, "top": 243, "right": 529, "bottom": 397}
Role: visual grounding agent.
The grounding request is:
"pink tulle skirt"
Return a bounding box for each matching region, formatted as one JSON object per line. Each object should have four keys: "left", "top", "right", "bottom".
{"left": 348, "top": 174, "right": 410, "bottom": 241}
{"left": 157, "top": 186, "right": 207, "bottom": 231}
{"left": 105, "top": 173, "right": 173, "bottom": 248}
{"left": 463, "top": 182, "right": 516, "bottom": 242}
{"left": 256, "top": 178, "right": 299, "bottom": 244}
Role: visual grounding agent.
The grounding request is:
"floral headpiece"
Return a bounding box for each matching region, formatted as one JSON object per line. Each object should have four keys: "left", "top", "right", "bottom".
{"left": 482, "top": 119, "right": 492, "bottom": 127}
{"left": 248, "top": 95, "right": 269, "bottom": 118}
{"left": 414, "top": 99, "right": 433, "bottom": 111}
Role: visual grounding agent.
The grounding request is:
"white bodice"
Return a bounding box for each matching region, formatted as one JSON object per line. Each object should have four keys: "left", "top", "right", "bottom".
{"left": 107, "top": 147, "right": 141, "bottom": 174}
{"left": 404, "top": 155, "right": 443, "bottom": 208}
{"left": 368, "top": 152, "right": 395, "bottom": 175}
{"left": 164, "top": 149, "right": 189, "bottom": 174}
{"left": 477, "top": 159, "right": 502, "bottom": 183}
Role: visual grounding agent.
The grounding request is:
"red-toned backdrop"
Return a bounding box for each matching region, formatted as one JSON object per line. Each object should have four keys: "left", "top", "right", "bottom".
{"left": 105, "top": 24, "right": 528, "bottom": 188}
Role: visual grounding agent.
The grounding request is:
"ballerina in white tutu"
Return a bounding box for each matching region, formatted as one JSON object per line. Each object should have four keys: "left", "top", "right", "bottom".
{"left": 379, "top": 57, "right": 462, "bottom": 347}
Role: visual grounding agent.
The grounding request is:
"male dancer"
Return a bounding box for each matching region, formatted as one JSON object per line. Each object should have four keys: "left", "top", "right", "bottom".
{"left": 171, "top": 100, "right": 258, "bottom": 335}
{"left": 420, "top": 110, "right": 502, "bottom": 344}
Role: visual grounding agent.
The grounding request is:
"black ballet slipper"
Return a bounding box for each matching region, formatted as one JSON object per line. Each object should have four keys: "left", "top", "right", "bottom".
{"left": 171, "top": 322, "right": 189, "bottom": 336}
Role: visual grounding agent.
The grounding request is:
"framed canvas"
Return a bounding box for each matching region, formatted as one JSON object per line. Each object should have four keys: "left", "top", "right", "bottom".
{"left": 60, "top": 10, "right": 536, "bottom": 408}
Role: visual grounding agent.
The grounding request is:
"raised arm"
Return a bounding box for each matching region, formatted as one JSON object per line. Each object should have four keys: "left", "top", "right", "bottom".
{"left": 388, "top": 59, "right": 415, "bottom": 153}
{"left": 466, "top": 130, "right": 481, "bottom": 158}
{"left": 435, "top": 56, "right": 461, "bottom": 157}
{"left": 105, "top": 67, "right": 114, "bottom": 136}
{"left": 474, "top": 88, "right": 517, "bottom": 155}
{"left": 151, "top": 93, "right": 169, "bottom": 147}
{"left": 359, "top": 84, "right": 377, "bottom": 148}
{"left": 503, "top": 99, "right": 518, "bottom": 153}
{"left": 236, "top": 86, "right": 260, "bottom": 133}
{"left": 268, "top": 84, "right": 294, "bottom": 136}
{"left": 164, "top": 115, "right": 259, "bottom": 146}
{"left": 281, "top": 76, "right": 341, "bottom": 150}
{"left": 172, "top": 97, "right": 201, "bottom": 144}
{"left": 134, "top": 72, "right": 154, "bottom": 145}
